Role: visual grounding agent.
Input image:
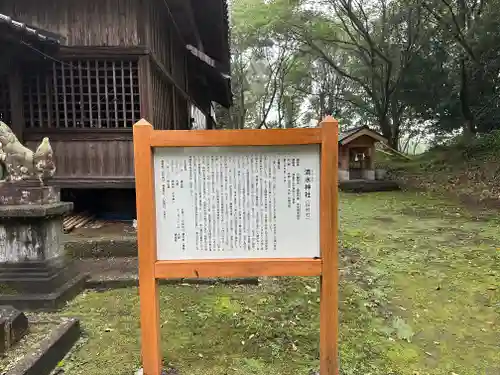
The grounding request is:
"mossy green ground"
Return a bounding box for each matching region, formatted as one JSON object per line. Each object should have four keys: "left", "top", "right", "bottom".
{"left": 53, "top": 192, "right": 499, "bottom": 375}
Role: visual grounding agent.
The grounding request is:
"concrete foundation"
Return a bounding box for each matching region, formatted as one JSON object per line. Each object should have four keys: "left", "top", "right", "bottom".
{"left": 0, "top": 185, "right": 87, "bottom": 310}
{"left": 375, "top": 169, "right": 387, "bottom": 180}
{"left": 362, "top": 169, "right": 375, "bottom": 181}
{"left": 339, "top": 169, "right": 349, "bottom": 181}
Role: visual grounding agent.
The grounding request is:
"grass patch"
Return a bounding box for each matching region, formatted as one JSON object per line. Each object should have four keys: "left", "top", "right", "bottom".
{"left": 339, "top": 191, "right": 500, "bottom": 375}
{"left": 52, "top": 278, "right": 321, "bottom": 375}
{"left": 49, "top": 191, "right": 499, "bottom": 375}
{"left": 379, "top": 131, "right": 500, "bottom": 207}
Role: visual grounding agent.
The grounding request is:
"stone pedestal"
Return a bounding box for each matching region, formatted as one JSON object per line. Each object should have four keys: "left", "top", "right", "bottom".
{"left": 0, "top": 185, "right": 88, "bottom": 310}
{"left": 0, "top": 184, "right": 60, "bottom": 205}
{"left": 0, "top": 305, "right": 29, "bottom": 354}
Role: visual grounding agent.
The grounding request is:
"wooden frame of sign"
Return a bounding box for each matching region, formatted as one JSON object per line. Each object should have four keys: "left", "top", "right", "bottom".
{"left": 133, "top": 116, "right": 339, "bottom": 375}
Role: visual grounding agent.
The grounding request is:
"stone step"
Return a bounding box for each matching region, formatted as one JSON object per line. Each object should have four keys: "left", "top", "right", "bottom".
{"left": 0, "top": 262, "right": 79, "bottom": 294}
{"left": 64, "top": 236, "right": 137, "bottom": 259}
{"left": 0, "top": 273, "right": 88, "bottom": 311}
{"left": 339, "top": 179, "right": 400, "bottom": 193}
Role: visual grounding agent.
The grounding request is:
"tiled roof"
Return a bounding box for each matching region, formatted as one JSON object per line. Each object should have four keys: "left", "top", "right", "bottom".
{"left": 0, "top": 13, "right": 61, "bottom": 44}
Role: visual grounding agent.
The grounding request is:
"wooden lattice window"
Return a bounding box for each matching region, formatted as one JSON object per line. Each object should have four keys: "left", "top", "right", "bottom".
{"left": 0, "top": 76, "right": 11, "bottom": 125}
{"left": 23, "top": 59, "right": 140, "bottom": 128}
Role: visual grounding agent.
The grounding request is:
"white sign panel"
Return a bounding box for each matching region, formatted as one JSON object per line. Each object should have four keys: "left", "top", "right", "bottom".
{"left": 153, "top": 145, "right": 320, "bottom": 260}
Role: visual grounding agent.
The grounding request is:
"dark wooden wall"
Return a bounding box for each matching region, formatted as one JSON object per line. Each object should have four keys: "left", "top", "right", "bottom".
{"left": 0, "top": 0, "right": 139, "bottom": 46}
{"left": 0, "top": 0, "right": 214, "bottom": 188}
{"left": 141, "top": 0, "right": 172, "bottom": 70}
{"left": 0, "top": 75, "right": 11, "bottom": 125}
{"left": 139, "top": 0, "right": 190, "bottom": 130}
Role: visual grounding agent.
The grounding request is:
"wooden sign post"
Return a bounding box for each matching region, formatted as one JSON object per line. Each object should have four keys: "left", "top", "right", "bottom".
{"left": 133, "top": 117, "right": 339, "bottom": 375}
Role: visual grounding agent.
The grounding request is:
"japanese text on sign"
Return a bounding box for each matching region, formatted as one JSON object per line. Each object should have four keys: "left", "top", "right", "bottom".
{"left": 153, "top": 145, "right": 320, "bottom": 260}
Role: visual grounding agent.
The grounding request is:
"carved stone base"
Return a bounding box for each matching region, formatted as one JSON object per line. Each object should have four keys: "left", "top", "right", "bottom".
{"left": 0, "top": 202, "right": 72, "bottom": 263}
{"left": 0, "top": 305, "right": 29, "bottom": 354}
{"left": 0, "top": 257, "right": 75, "bottom": 294}
{"left": 0, "top": 183, "right": 60, "bottom": 205}
{"left": 0, "top": 260, "right": 88, "bottom": 310}
{"left": 0, "top": 201, "right": 87, "bottom": 310}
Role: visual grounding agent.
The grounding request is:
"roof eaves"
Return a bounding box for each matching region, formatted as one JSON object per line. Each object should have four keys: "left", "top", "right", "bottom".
{"left": 339, "top": 126, "right": 388, "bottom": 145}
{"left": 186, "top": 44, "right": 230, "bottom": 79}
{"left": 192, "top": 0, "right": 230, "bottom": 74}
{"left": 222, "top": 0, "right": 230, "bottom": 71}
{"left": 186, "top": 44, "right": 232, "bottom": 108}
{"left": 339, "top": 126, "right": 367, "bottom": 141}
{"left": 0, "top": 13, "right": 62, "bottom": 45}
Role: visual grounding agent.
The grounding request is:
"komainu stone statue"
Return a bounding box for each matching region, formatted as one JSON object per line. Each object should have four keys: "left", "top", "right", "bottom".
{"left": 0, "top": 121, "right": 56, "bottom": 185}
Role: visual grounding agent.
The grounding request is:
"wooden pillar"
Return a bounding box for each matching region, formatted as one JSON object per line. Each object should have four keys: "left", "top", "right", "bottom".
{"left": 368, "top": 144, "right": 375, "bottom": 169}
{"left": 339, "top": 146, "right": 349, "bottom": 170}
{"left": 363, "top": 145, "right": 376, "bottom": 180}
{"left": 8, "top": 66, "right": 24, "bottom": 142}
{"left": 320, "top": 116, "right": 339, "bottom": 375}
{"left": 134, "top": 121, "right": 162, "bottom": 375}
{"left": 338, "top": 145, "right": 349, "bottom": 181}
{"left": 138, "top": 56, "right": 153, "bottom": 124}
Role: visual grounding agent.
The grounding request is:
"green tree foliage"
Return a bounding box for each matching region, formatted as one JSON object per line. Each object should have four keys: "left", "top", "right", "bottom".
{"left": 403, "top": 0, "right": 500, "bottom": 137}
{"left": 223, "top": 0, "right": 500, "bottom": 150}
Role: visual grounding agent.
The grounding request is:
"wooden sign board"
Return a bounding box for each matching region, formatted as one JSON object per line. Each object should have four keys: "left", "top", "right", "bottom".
{"left": 153, "top": 145, "right": 321, "bottom": 260}
{"left": 133, "top": 117, "right": 339, "bottom": 375}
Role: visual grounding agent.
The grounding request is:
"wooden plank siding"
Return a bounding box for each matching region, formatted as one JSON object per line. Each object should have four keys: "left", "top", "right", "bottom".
{"left": 0, "top": 75, "right": 11, "bottom": 125}
{"left": 140, "top": 0, "right": 191, "bottom": 131}
{"left": 0, "top": 0, "right": 139, "bottom": 46}
{"left": 150, "top": 61, "right": 174, "bottom": 130}
{"left": 24, "top": 131, "right": 134, "bottom": 188}
{"left": 141, "top": 0, "right": 172, "bottom": 72}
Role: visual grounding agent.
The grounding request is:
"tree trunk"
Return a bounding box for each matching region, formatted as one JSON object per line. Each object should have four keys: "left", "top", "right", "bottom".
{"left": 456, "top": 0, "right": 476, "bottom": 139}
{"left": 238, "top": 89, "right": 245, "bottom": 129}
{"left": 378, "top": 116, "right": 399, "bottom": 150}
{"left": 459, "top": 58, "right": 475, "bottom": 138}
{"left": 390, "top": 100, "right": 403, "bottom": 151}
{"left": 319, "top": 91, "right": 326, "bottom": 119}
{"left": 390, "top": 126, "right": 400, "bottom": 150}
